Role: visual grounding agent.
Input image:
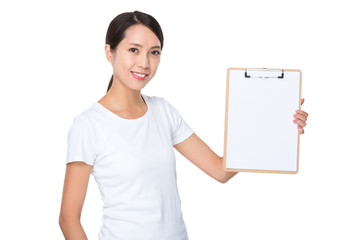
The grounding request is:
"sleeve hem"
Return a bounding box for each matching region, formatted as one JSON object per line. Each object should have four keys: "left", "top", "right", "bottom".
{"left": 66, "top": 158, "right": 94, "bottom": 166}
{"left": 172, "top": 130, "right": 194, "bottom": 146}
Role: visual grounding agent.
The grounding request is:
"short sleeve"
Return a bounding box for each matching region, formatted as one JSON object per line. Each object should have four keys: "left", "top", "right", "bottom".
{"left": 165, "top": 99, "right": 194, "bottom": 146}
{"left": 65, "top": 115, "right": 97, "bottom": 166}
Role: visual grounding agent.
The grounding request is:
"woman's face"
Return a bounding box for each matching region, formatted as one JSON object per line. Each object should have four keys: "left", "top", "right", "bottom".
{"left": 107, "top": 24, "right": 161, "bottom": 91}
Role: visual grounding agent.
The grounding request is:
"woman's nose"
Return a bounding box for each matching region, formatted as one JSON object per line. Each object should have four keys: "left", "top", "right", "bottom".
{"left": 138, "top": 54, "right": 149, "bottom": 68}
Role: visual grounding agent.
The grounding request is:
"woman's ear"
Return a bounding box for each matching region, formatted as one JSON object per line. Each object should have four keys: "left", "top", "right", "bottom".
{"left": 104, "top": 44, "right": 114, "bottom": 64}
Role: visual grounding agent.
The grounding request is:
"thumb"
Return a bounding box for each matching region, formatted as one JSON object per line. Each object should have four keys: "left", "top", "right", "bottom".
{"left": 301, "top": 98, "right": 305, "bottom": 105}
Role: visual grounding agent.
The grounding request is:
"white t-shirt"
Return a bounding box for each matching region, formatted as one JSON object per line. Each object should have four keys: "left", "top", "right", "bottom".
{"left": 65, "top": 94, "right": 194, "bottom": 240}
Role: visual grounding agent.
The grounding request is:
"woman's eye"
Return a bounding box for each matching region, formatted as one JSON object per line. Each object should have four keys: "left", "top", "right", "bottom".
{"left": 151, "top": 50, "right": 161, "bottom": 56}
{"left": 129, "top": 48, "right": 138, "bottom": 53}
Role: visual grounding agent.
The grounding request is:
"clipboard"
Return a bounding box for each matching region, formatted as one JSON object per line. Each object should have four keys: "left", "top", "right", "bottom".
{"left": 223, "top": 68, "right": 302, "bottom": 174}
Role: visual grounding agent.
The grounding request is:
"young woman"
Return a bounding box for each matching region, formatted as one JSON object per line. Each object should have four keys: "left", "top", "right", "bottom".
{"left": 59, "top": 11, "right": 308, "bottom": 240}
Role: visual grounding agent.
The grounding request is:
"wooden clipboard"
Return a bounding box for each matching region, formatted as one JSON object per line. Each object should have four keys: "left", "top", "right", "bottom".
{"left": 223, "top": 68, "right": 302, "bottom": 174}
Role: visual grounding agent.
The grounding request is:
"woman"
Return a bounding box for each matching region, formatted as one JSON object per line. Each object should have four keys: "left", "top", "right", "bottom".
{"left": 59, "top": 10, "right": 308, "bottom": 240}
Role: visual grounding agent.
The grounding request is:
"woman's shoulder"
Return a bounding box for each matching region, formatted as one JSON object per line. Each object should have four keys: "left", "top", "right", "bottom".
{"left": 143, "top": 94, "right": 179, "bottom": 117}
{"left": 143, "top": 93, "right": 170, "bottom": 106}
{"left": 70, "top": 102, "right": 102, "bottom": 126}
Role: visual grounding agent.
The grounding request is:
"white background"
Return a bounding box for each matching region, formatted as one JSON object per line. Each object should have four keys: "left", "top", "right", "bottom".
{"left": 0, "top": 0, "right": 336, "bottom": 239}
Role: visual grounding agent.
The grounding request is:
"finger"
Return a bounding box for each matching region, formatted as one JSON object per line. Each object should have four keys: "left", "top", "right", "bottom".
{"left": 293, "top": 113, "right": 307, "bottom": 122}
{"left": 296, "top": 110, "right": 309, "bottom": 118}
{"left": 294, "top": 119, "right": 307, "bottom": 128}
{"left": 301, "top": 98, "right": 305, "bottom": 105}
{"left": 298, "top": 125, "right": 304, "bottom": 134}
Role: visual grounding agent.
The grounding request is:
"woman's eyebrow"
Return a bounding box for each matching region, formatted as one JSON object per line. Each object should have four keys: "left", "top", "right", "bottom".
{"left": 129, "top": 43, "right": 161, "bottom": 49}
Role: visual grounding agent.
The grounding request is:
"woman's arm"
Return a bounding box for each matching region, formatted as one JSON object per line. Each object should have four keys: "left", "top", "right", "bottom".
{"left": 174, "top": 99, "right": 308, "bottom": 183}
{"left": 59, "top": 162, "right": 92, "bottom": 240}
{"left": 174, "top": 133, "right": 237, "bottom": 183}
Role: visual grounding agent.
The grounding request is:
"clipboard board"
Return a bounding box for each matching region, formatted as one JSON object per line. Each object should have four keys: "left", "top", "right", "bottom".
{"left": 223, "top": 68, "right": 302, "bottom": 174}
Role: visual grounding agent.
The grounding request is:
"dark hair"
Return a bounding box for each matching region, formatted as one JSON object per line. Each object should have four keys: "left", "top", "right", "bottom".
{"left": 105, "top": 10, "right": 164, "bottom": 92}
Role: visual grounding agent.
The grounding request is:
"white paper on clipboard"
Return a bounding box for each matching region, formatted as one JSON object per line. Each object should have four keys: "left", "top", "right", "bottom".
{"left": 223, "top": 68, "right": 301, "bottom": 174}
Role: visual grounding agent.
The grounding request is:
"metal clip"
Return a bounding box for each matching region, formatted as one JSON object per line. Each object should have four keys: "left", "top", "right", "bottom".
{"left": 245, "top": 68, "right": 284, "bottom": 79}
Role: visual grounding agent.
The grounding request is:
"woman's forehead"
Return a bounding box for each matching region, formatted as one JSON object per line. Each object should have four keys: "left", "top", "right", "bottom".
{"left": 122, "top": 24, "right": 161, "bottom": 48}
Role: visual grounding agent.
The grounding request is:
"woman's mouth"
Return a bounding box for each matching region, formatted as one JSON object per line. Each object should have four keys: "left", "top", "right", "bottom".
{"left": 131, "top": 71, "right": 148, "bottom": 80}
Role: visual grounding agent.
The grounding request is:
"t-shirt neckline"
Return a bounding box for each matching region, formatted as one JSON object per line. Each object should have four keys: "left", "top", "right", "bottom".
{"left": 94, "top": 93, "right": 150, "bottom": 123}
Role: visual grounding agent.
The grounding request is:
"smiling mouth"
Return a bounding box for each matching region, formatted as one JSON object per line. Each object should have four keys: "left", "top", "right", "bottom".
{"left": 131, "top": 71, "right": 149, "bottom": 78}
{"left": 131, "top": 71, "right": 149, "bottom": 80}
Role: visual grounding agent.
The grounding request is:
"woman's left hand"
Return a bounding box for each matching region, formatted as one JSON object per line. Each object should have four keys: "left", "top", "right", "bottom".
{"left": 293, "top": 98, "right": 308, "bottom": 134}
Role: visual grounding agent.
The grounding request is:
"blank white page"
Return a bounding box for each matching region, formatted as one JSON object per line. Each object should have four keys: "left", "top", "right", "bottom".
{"left": 225, "top": 69, "right": 300, "bottom": 172}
